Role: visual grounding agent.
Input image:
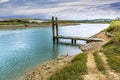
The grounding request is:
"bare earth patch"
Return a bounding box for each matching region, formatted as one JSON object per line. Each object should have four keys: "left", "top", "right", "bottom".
{"left": 84, "top": 50, "right": 108, "bottom": 80}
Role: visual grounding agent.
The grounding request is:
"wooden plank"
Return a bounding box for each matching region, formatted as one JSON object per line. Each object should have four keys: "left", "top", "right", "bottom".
{"left": 105, "top": 32, "right": 113, "bottom": 37}
{"left": 55, "top": 36, "right": 103, "bottom": 41}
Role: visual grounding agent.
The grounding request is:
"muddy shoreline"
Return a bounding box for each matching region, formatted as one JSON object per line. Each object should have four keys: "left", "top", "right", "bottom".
{"left": 19, "top": 55, "right": 75, "bottom": 80}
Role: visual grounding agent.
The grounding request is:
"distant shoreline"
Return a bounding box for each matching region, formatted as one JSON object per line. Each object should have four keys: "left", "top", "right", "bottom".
{"left": 0, "top": 22, "right": 80, "bottom": 30}
{"left": 0, "top": 23, "right": 110, "bottom": 30}
{"left": 0, "top": 22, "right": 110, "bottom": 30}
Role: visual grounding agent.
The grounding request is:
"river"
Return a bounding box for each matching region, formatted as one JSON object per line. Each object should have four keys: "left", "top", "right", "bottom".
{"left": 0, "top": 23, "right": 109, "bottom": 80}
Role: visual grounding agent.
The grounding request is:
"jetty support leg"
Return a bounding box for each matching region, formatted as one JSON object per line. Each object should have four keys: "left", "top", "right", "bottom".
{"left": 71, "top": 39, "right": 74, "bottom": 44}
{"left": 55, "top": 17, "right": 59, "bottom": 43}
{"left": 74, "top": 40, "right": 76, "bottom": 44}
{"left": 52, "top": 16, "right": 55, "bottom": 43}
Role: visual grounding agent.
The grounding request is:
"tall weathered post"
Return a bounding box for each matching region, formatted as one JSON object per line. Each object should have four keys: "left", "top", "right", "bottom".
{"left": 55, "top": 17, "right": 59, "bottom": 43}
{"left": 52, "top": 16, "right": 55, "bottom": 43}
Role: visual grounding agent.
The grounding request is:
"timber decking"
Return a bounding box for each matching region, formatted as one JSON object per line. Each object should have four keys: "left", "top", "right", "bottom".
{"left": 55, "top": 36, "right": 103, "bottom": 41}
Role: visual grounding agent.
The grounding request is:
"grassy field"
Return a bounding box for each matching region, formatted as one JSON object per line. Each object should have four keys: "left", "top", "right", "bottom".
{"left": 102, "top": 21, "right": 120, "bottom": 72}
{"left": 48, "top": 53, "right": 87, "bottom": 80}
{"left": 93, "top": 52, "right": 105, "bottom": 73}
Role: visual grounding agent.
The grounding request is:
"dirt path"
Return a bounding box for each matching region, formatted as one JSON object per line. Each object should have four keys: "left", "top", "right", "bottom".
{"left": 83, "top": 31, "right": 120, "bottom": 80}
{"left": 84, "top": 50, "right": 108, "bottom": 80}
{"left": 99, "top": 52, "right": 120, "bottom": 80}
{"left": 83, "top": 31, "right": 110, "bottom": 80}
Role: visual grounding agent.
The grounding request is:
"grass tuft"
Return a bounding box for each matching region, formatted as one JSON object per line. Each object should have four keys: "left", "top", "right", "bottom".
{"left": 48, "top": 53, "right": 87, "bottom": 80}
{"left": 106, "top": 21, "right": 120, "bottom": 32}
{"left": 102, "top": 44, "right": 120, "bottom": 72}
{"left": 93, "top": 52, "right": 105, "bottom": 73}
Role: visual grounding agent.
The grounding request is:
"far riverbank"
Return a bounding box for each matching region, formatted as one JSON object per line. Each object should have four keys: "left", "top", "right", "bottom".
{"left": 0, "top": 22, "right": 80, "bottom": 30}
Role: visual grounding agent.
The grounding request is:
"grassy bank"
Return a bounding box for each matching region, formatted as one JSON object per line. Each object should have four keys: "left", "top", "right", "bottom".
{"left": 93, "top": 52, "right": 105, "bottom": 73}
{"left": 48, "top": 53, "right": 87, "bottom": 80}
{"left": 102, "top": 21, "right": 120, "bottom": 72}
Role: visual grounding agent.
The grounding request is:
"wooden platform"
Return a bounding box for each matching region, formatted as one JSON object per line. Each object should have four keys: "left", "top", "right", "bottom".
{"left": 55, "top": 36, "right": 103, "bottom": 44}
{"left": 51, "top": 16, "right": 103, "bottom": 45}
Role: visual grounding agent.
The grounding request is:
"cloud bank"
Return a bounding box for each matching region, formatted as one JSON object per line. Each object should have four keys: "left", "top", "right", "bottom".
{"left": 0, "top": 0, "right": 120, "bottom": 19}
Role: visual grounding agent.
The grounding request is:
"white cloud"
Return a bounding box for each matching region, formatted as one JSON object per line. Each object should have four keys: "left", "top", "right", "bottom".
{"left": 0, "top": 0, "right": 9, "bottom": 3}
{"left": 57, "top": 0, "right": 120, "bottom": 9}
{"left": 47, "top": 8, "right": 118, "bottom": 20}
{"left": 13, "top": 6, "right": 70, "bottom": 15}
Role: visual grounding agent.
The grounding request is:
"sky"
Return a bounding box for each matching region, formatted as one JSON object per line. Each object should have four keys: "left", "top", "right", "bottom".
{"left": 0, "top": 0, "right": 120, "bottom": 20}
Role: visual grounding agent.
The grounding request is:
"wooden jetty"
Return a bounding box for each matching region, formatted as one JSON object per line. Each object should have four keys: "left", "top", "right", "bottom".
{"left": 52, "top": 16, "right": 103, "bottom": 45}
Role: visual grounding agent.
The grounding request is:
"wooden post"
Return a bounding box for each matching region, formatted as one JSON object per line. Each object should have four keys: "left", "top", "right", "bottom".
{"left": 52, "top": 16, "right": 55, "bottom": 43}
{"left": 71, "top": 39, "right": 74, "bottom": 44}
{"left": 55, "top": 17, "right": 59, "bottom": 43}
{"left": 74, "top": 40, "right": 76, "bottom": 44}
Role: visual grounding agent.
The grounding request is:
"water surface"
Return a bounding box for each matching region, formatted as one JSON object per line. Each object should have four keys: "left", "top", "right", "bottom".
{"left": 0, "top": 23, "right": 109, "bottom": 80}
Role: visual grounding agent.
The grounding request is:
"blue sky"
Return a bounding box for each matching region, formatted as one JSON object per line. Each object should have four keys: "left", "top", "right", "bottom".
{"left": 0, "top": 0, "right": 120, "bottom": 20}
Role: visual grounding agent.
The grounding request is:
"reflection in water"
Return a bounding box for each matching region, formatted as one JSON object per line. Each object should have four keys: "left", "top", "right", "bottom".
{"left": 0, "top": 23, "right": 109, "bottom": 80}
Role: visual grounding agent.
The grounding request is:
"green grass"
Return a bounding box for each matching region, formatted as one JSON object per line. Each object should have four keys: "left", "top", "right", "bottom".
{"left": 102, "top": 20, "right": 120, "bottom": 72}
{"left": 106, "top": 21, "right": 120, "bottom": 33}
{"left": 111, "top": 29, "right": 120, "bottom": 45}
{"left": 102, "top": 44, "right": 120, "bottom": 72}
{"left": 48, "top": 53, "right": 87, "bottom": 80}
{"left": 93, "top": 52, "right": 105, "bottom": 73}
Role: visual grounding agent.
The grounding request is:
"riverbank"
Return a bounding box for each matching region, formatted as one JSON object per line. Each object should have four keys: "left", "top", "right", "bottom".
{"left": 19, "top": 55, "right": 75, "bottom": 80}
{"left": 83, "top": 21, "right": 120, "bottom": 80}
{"left": 48, "top": 21, "right": 120, "bottom": 80}
{"left": 19, "top": 29, "right": 109, "bottom": 80}
{"left": 0, "top": 22, "right": 80, "bottom": 30}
